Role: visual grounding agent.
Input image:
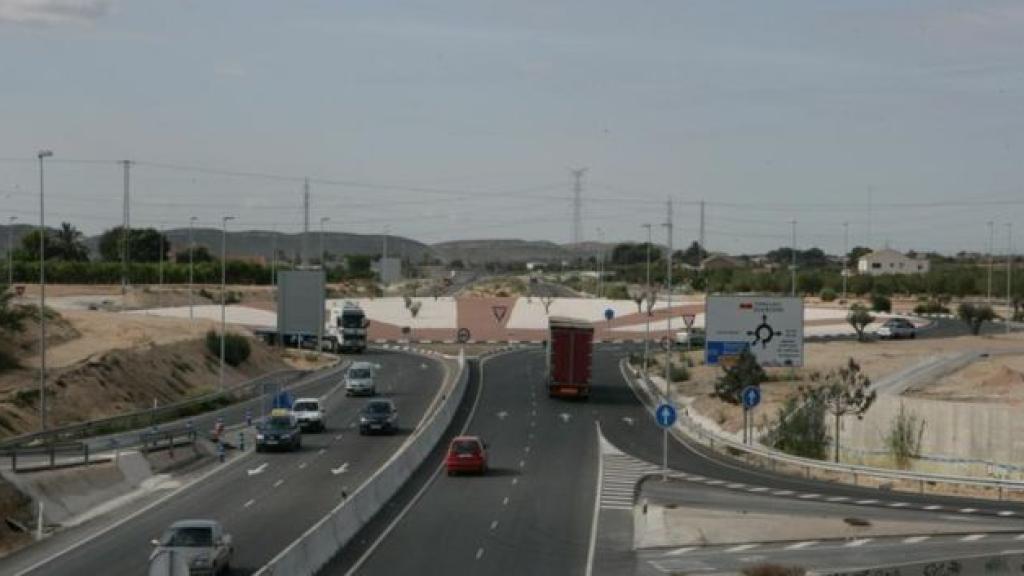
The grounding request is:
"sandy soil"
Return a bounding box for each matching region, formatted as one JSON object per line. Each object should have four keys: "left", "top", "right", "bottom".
{"left": 661, "top": 333, "right": 1024, "bottom": 434}
{"left": 906, "top": 354, "right": 1024, "bottom": 403}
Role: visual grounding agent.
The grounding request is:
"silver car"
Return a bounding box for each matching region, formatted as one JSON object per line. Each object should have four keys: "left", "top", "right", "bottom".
{"left": 876, "top": 317, "right": 916, "bottom": 339}
{"left": 149, "top": 519, "right": 233, "bottom": 576}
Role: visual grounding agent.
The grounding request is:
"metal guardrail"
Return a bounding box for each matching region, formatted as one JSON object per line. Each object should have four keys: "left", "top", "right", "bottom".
{"left": 0, "top": 369, "right": 299, "bottom": 450}
{"left": 622, "top": 360, "right": 1024, "bottom": 501}
{"left": 5, "top": 442, "right": 95, "bottom": 473}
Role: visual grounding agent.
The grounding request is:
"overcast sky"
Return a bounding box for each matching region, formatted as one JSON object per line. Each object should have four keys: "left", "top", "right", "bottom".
{"left": 1, "top": 0, "right": 1022, "bottom": 255}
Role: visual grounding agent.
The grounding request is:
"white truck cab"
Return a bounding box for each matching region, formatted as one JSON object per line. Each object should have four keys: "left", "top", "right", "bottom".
{"left": 291, "top": 397, "right": 326, "bottom": 432}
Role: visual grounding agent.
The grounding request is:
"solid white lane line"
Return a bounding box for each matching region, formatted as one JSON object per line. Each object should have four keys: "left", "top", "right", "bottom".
{"left": 726, "top": 544, "right": 759, "bottom": 553}
{"left": 785, "top": 541, "right": 819, "bottom": 550}
{"left": 961, "top": 534, "right": 986, "bottom": 542}
{"left": 243, "top": 499, "right": 255, "bottom": 508}
{"left": 601, "top": 505, "right": 632, "bottom": 511}
{"left": 845, "top": 539, "right": 872, "bottom": 547}
{"left": 664, "top": 547, "right": 698, "bottom": 557}
{"left": 903, "top": 536, "right": 930, "bottom": 544}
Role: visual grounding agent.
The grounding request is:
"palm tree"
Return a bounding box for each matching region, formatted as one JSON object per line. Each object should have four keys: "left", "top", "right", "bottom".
{"left": 53, "top": 222, "right": 89, "bottom": 261}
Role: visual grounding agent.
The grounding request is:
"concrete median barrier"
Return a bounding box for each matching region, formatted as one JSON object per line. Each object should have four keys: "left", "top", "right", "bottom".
{"left": 256, "top": 351, "right": 470, "bottom": 576}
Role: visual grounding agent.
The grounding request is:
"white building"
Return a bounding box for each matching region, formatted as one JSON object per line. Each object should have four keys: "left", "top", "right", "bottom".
{"left": 857, "top": 249, "right": 930, "bottom": 276}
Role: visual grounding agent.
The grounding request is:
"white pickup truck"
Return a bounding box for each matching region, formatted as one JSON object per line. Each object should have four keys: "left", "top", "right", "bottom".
{"left": 291, "top": 398, "right": 326, "bottom": 432}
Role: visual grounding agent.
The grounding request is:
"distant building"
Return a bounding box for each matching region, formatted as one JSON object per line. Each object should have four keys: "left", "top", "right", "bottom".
{"left": 701, "top": 253, "right": 746, "bottom": 271}
{"left": 857, "top": 249, "right": 930, "bottom": 276}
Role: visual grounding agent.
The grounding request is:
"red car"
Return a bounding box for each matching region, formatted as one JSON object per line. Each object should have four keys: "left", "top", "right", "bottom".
{"left": 446, "top": 436, "right": 488, "bottom": 475}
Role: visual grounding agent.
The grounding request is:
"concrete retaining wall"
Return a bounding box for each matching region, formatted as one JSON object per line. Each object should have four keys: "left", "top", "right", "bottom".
{"left": 255, "top": 354, "right": 469, "bottom": 576}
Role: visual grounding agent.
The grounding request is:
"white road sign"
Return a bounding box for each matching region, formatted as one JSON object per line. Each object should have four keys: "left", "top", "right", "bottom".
{"left": 705, "top": 296, "right": 804, "bottom": 367}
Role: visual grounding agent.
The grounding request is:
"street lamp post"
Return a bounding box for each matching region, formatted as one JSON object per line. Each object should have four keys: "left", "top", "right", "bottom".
{"left": 220, "top": 216, "right": 235, "bottom": 391}
{"left": 790, "top": 219, "right": 797, "bottom": 297}
{"left": 188, "top": 216, "right": 197, "bottom": 321}
{"left": 37, "top": 150, "right": 53, "bottom": 431}
{"left": 1008, "top": 223, "right": 1014, "bottom": 335}
{"left": 6, "top": 216, "right": 16, "bottom": 288}
{"left": 158, "top": 222, "right": 164, "bottom": 309}
{"left": 988, "top": 220, "right": 995, "bottom": 303}
{"left": 318, "top": 217, "right": 330, "bottom": 355}
{"left": 642, "top": 224, "right": 653, "bottom": 382}
{"left": 842, "top": 222, "right": 849, "bottom": 301}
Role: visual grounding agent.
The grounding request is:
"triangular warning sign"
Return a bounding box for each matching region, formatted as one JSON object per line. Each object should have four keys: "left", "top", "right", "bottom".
{"left": 492, "top": 305, "right": 508, "bottom": 323}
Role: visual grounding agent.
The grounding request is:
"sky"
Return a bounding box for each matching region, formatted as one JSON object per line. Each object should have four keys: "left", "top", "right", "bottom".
{"left": 1, "top": 0, "right": 1022, "bottom": 255}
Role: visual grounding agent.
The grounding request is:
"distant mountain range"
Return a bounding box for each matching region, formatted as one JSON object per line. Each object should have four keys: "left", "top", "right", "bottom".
{"left": 0, "top": 225, "right": 613, "bottom": 266}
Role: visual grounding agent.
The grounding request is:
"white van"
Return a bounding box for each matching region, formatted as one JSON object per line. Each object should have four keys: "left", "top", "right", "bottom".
{"left": 344, "top": 362, "right": 377, "bottom": 396}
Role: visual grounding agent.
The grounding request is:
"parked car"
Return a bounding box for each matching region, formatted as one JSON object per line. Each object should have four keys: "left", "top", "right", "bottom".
{"left": 345, "top": 362, "right": 378, "bottom": 396}
{"left": 256, "top": 409, "right": 302, "bottom": 451}
{"left": 359, "top": 399, "right": 398, "bottom": 435}
{"left": 445, "top": 436, "right": 488, "bottom": 475}
{"left": 876, "top": 317, "right": 916, "bottom": 339}
{"left": 149, "top": 519, "right": 233, "bottom": 576}
{"left": 291, "top": 397, "right": 326, "bottom": 432}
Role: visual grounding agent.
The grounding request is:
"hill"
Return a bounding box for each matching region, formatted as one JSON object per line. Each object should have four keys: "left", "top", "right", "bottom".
{"left": 431, "top": 239, "right": 608, "bottom": 265}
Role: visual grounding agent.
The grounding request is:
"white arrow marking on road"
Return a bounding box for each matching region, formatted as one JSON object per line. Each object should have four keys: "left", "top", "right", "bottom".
{"left": 622, "top": 417, "right": 634, "bottom": 426}
{"left": 247, "top": 463, "right": 268, "bottom": 476}
{"left": 559, "top": 413, "right": 571, "bottom": 423}
{"left": 497, "top": 411, "right": 508, "bottom": 420}
{"left": 332, "top": 462, "right": 349, "bottom": 475}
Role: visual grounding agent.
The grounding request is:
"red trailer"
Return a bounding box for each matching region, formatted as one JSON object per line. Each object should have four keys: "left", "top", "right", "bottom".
{"left": 547, "top": 317, "right": 594, "bottom": 399}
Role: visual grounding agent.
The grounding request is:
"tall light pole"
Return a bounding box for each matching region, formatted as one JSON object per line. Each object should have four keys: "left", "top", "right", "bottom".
{"left": 661, "top": 198, "right": 674, "bottom": 480}
{"left": 188, "top": 216, "right": 197, "bottom": 321}
{"left": 318, "top": 217, "right": 330, "bottom": 356}
{"left": 220, "top": 216, "right": 235, "bottom": 391}
{"left": 988, "top": 220, "right": 995, "bottom": 303}
{"left": 7, "top": 216, "right": 16, "bottom": 288}
{"left": 596, "top": 226, "right": 604, "bottom": 298}
{"left": 842, "top": 221, "right": 849, "bottom": 301}
{"left": 790, "top": 219, "right": 797, "bottom": 297}
{"left": 157, "top": 222, "right": 164, "bottom": 309}
{"left": 642, "top": 223, "right": 653, "bottom": 382}
{"left": 121, "top": 160, "right": 131, "bottom": 300}
{"left": 1007, "top": 223, "right": 1014, "bottom": 335}
{"left": 37, "top": 150, "right": 52, "bottom": 431}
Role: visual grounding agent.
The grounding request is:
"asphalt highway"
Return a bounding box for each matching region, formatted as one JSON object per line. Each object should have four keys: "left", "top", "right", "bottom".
{"left": 331, "top": 344, "right": 1024, "bottom": 576}
{"left": 3, "top": 350, "right": 446, "bottom": 576}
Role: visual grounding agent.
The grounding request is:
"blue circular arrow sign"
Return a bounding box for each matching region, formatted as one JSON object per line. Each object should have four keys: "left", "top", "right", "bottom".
{"left": 741, "top": 385, "right": 761, "bottom": 410}
{"left": 604, "top": 308, "right": 614, "bottom": 321}
{"left": 655, "top": 403, "right": 677, "bottom": 428}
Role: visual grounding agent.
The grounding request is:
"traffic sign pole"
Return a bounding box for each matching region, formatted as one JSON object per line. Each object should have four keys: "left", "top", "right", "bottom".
{"left": 663, "top": 428, "right": 668, "bottom": 480}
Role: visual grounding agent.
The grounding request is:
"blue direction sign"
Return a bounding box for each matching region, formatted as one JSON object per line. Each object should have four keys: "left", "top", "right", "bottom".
{"left": 604, "top": 308, "right": 615, "bottom": 321}
{"left": 741, "top": 385, "right": 761, "bottom": 410}
{"left": 655, "top": 403, "right": 677, "bottom": 428}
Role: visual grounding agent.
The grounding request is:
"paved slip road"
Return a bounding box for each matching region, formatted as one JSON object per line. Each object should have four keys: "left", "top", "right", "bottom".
{"left": 3, "top": 350, "right": 446, "bottom": 576}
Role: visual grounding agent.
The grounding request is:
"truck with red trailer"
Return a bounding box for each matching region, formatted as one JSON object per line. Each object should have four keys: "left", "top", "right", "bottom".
{"left": 547, "top": 317, "right": 594, "bottom": 399}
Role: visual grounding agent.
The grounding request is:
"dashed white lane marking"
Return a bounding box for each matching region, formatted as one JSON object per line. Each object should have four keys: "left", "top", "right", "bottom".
{"left": 475, "top": 548, "right": 484, "bottom": 560}
{"left": 524, "top": 446, "right": 531, "bottom": 453}
{"left": 826, "top": 496, "right": 849, "bottom": 502}
{"left": 748, "top": 487, "right": 770, "bottom": 493}
{"left": 961, "top": 534, "right": 986, "bottom": 542}
{"left": 727, "top": 483, "right": 745, "bottom": 489}
{"left": 502, "top": 496, "right": 510, "bottom": 506}
{"left": 317, "top": 448, "right": 326, "bottom": 456}
{"left": 273, "top": 479, "right": 284, "bottom": 488}
{"left": 331, "top": 463, "right": 349, "bottom": 475}
{"left": 923, "top": 505, "right": 942, "bottom": 511}
{"left": 889, "top": 502, "right": 909, "bottom": 508}
{"left": 664, "top": 547, "right": 698, "bottom": 557}
{"left": 1000, "top": 511, "right": 1016, "bottom": 517}
{"left": 726, "top": 544, "right": 759, "bottom": 553}
{"left": 334, "top": 434, "right": 343, "bottom": 441}
{"left": 705, "top": 479, "right": 725, "bottom": 486}
{"left": 490, "top": 520, "right": 499, "bottom": 531}
{"left": 519, "top": 460, "right": 526, "bottom": 468}
{"left": 511, "top": 478, "right": 518, "bottom": 486}
{"left": 798, "top": 493, "right": 820, "bottom": 500}
{"left": 298, "top": 462, "right": 307, "bottom": 469}
{"left": 243, "top": 499, "right": 255, "bottom": 508}
{"left": 247, "top": 463, "right": 268, "bottom": 476}
{"left": 687, "top": 475, "right": 706, "bottom": 482}
{"left": 856, "top": 499, "right": 878, "bottom": 505}
{"left": 773, "top": 490, "right": 794, "bottom": 496}
{"left": 845, "top": 538, "right": 872, "bottom": 547}
{"left": 1014, "top": 534, "right": 1024, "bottom": 541}
{"left": 785, "top": 541, "right": 819, "bottom": 550}
{"left": 903, "top": 536, "right": 930, "bottom": 544}
{"left": 960, "top": 508, "right": 978, "bottom": 514}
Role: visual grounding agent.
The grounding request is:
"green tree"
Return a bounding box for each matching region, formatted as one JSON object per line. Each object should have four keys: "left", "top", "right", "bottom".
{"left": 768, "top": 388, "right": 829, "bottom": 460}
{"left": 847, "top": 304, "right": 874, "bottom": 341}
{"left": 97, "top": 227, "right": 170, "bottom": 263}
{"left": 848, "top": 246, "right": 872, "bottom": 263}
{"left": 870, "top": 294, "right": 891, "bottom": 313}
{"left": 346, "top": 254, "right": 373, "bottom": 278}
{"left": 678, "top": 241, "right": 705, "bottom": 267}
{"left": 817, "top": 358, "right": 876, "bottom": 463}
{"left": 19, "top": 229, "right": 57, "bottom": 261}
{"left": 52, "top": 222, "right": 90, "bottom": 261}
{"left": 957, "top": 302, "right": 996, "bottom": 335}
{"left": 714, "top": 349, "right": 766, "bottom": 404}
{"left": 174, "top": 244, "right": 216, "bottom": 264}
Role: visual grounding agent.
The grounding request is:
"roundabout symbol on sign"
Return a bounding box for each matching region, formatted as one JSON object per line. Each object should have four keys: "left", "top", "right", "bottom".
{"left": 746, "top": 314, "right": 782, "bottom": 349}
